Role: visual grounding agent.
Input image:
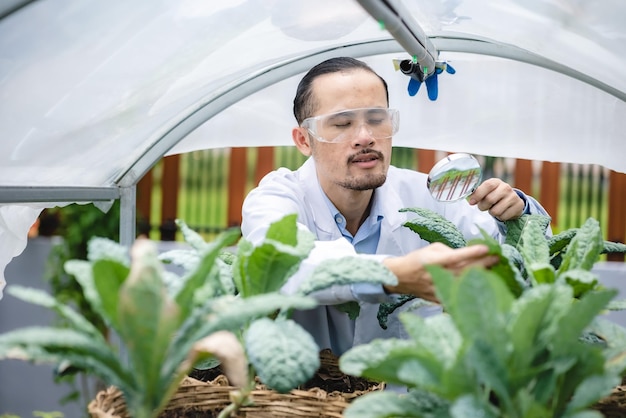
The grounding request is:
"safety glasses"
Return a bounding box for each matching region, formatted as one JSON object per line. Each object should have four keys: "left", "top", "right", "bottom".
{"left": 301, "top": 107, "right": 399, "bottom": 143}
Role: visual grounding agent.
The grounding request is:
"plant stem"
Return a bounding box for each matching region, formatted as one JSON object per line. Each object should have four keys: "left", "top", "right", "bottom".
{"left": 217, "top": 381, "right": 255, "bottom": 418}
{"left": 127, "top": 400, "right": 160, "bottom": 418}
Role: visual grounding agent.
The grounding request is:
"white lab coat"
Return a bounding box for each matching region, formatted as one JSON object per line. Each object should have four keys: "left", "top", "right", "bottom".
{"left": 241, "top": 157, "right": 548, "bottom": 354}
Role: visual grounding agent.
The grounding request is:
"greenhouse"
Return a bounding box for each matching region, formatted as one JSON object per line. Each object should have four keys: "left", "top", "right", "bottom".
{"left": 1, "top": 0, "right": 625, "bottom": 417}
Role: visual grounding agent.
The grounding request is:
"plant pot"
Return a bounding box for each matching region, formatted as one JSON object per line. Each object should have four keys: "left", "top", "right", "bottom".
{"left": 88, "top": 350, "right": 383, "bottom": 418}
{"left": 591, "top": 380, "right": 626, "bottom": 418}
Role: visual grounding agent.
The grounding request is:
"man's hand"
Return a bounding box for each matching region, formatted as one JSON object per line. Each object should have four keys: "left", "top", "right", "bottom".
{"left": 382, "top": 243, "right": 499, "bottom": 303}
{"left": 468, "top": 178, "right": 525, "bottom": 221}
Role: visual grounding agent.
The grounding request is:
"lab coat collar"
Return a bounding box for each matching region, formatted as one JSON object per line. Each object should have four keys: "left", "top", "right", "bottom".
{"left": 375, "top": 173, "right": 407, "bottom": 255}
{"left": 299, "top": 158, "right": 342, "bottom": 240}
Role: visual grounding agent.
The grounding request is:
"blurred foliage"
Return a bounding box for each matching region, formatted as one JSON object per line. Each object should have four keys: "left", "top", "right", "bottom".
{"left": 44, "top": 201, "right": 120, "bottom": 333}
{"left": 33, "top": 413, "right": 64, "bottom": 418}
{"left": 40, "top": 201, "right": 120, "bottom": 413}
{"left": 0, "top": 412, "right": 66, "bottom": 418}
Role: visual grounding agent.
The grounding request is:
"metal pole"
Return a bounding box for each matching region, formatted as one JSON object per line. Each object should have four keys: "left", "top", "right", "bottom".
{"left": 119, "top": 185, "right": 136, "bottom": 248}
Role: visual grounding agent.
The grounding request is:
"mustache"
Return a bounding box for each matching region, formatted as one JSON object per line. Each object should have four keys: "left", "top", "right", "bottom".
{"left": 347, "top": 148, "right": 384, "bottom": 164}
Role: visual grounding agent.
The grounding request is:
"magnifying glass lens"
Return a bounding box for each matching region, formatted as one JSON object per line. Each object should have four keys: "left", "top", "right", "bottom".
{"left": 427, "top": 153, "right": 482, "bottom": 202}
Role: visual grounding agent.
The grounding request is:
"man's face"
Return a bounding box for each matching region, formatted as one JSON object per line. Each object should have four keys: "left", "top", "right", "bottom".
{"left": 298, "top": 69, "right": 393, "bottom": 196}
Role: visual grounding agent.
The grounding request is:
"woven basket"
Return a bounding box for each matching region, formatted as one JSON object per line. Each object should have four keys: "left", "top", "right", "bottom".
{"left": 88, "top": 350, "right": 384, "bottom": 418}
{"left": 591, "top": 381, "right": 626, "bottom": 418}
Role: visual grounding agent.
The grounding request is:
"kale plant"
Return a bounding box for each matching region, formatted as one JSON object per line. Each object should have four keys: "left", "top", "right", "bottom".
{"left": 0, "top": 216, "right": 317, "bottom": 418}
{"left": 341, "top": 266, "right": 626, "bottom": 418}
{"left": 377, "top": 210, "right": 626, "bottom": 328}
{"left": 0, "top": 213, "right": 399, "bottom": 418}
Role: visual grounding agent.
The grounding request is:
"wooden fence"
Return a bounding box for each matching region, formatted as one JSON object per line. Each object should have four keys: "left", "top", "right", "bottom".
{"left": 136, "top": 147, "right": 626, "bottom": 262}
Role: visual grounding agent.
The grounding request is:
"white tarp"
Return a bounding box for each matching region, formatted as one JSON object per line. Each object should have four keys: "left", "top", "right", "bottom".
{"left": 1, "top": 0, "right": 625, "bottom": 296}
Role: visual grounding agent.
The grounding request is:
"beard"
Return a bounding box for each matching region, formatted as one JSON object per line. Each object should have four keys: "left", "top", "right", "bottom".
{"left": 339, "top": 148, "right": 387, "bottom": 190}
{"left": 338, "top": 172, "right": 387, "bottom": 190}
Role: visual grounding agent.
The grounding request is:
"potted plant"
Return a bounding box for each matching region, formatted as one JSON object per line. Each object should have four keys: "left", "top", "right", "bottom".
{"left": 338, "top": 210, "right": 626, "bottom": 418}
{"left": 0, "top": 214, "right": 392, "bottom": 418}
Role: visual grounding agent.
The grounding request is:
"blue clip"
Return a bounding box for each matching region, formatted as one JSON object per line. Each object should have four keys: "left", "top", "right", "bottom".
{"left": 399, "top": 59, "right": 456, "bottom": 101}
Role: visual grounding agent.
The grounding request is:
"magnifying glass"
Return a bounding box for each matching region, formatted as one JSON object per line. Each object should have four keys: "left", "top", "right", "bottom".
{"left": 427, "top": 153, "right": 482, "bottom": 202}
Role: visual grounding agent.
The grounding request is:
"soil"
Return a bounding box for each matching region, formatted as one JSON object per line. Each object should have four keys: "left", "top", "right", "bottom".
{"left": 188, "top": 349, "right": 378, "bottom": 394}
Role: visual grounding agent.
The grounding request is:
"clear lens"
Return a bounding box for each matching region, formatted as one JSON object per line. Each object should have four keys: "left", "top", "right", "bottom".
{"left": 302, "top": 108, "right": 399, "bottom": 143}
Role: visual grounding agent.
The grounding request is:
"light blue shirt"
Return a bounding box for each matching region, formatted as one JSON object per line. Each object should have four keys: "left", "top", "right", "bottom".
{"left": 322, "top": 191, "right": 394, "bottom": 303}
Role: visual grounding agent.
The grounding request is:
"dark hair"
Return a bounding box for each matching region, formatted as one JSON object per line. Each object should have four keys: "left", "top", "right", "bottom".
{"left": 293, "top": 57, "right": 389, "bottom": 124}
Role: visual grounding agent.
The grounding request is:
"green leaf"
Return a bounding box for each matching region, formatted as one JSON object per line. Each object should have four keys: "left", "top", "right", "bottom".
{"left": 245, "top": 318, "right": 320, "bottom": 393}
{"left": 298, "top": 257, "right": 397, "bottom": 295}
{"left": 527, "top": 262, "right": 556, "bottom": 285}
{"left": 264, "top": 213, "right": 299, "bottom": 246}
{"left": 564, "top": 373, "right": 620, "bottom": 414}
{"left": 501, "top": 243, "right": 526, "bottom": 273}
{"left": 468, "top": 230, "right": 526, "bottom": 296}
{"left": 340, "top": 339, "right": 410, "bottom": 377}
{"left": 209, "top": 293, "right": 317, "bottom": 332}
{"left": 117, "top": 241, "right": 182, "bottom": 404}
{"left": 234, "top": 215, "right": 314, "bottom": 298}
{"left": 340, "top": 338, "right": 442, "bottom": 388}
{"left": 239, "top": 240, "right": 305, "bottom": 297}
{"left": 607, "top": 298, "right": 626, "bottom": 310}
{"left": 504, "top": 214, "right": 552, "bottom": 248}
{"left": 548, "top": 229, "right": 578, "bottom": 255}
{"left": 175, "top": 219, "right": 209, "bottom": 252}
{"left": 602, "top": 240, "right": 626, "bottom": 254}
{"left": 543, "top": 348, "right": 605, "bottom": 413}
{"left": 0, "top": 327, "right": 132, "bottom": 392}
{"left": 232, "top": 238, "right": 253, "bottom": 296}
{"left": 561, "top": 269, "right": 599, "bottom": 298}
{"left": 551, "top": 288, "right": 617, "bottom": 356}
{"left": 466, "top": 227, "right": 501, "bottom": 254}
{"left": 158, "top": 248, "right": 200, "bottom": 273}
{"left": 192, "top": 356, "right": 221, "bottom": 371}
{"left": 175, "top": 227, "right": 240, "bottom": 317}
{"left": 6, "top": 286, "right": 102, "bottom": 338}
{"left": 400, "top": 313, "right": 461, "bottom": 369}
{"left": 335, "top": 301, "right": 361, "bottom": 319}
{"left": 214, "top": 256, "right": 236, "bottom": 296}
{"left": 533, "top": 285, "right": 576, "bottom": 349}
{"left": 161, "top": 293, "right": 319, "bottom": 396}
{"left": 377, "top": 295, "right": 417, "bottom": 330}
{"left": 92, "top": 259, "right": 129, "bottom": 331}
{"left": 558, "top": 218, "right": 604, "bottom": 273}
{"left": 519, "top": 217, "right": 551, "bottom": 266}
{"left": 87, "top": 237, "right": 130, "bottom": 266}
{"left": 466, "top": 339, "right": 514, "bottom": 413}
{"left": 344, "top": 391, "right": 439, "bottom": 418}
{"left": 586, "top": 317, "right": 626, "bottom": 374}
{"left": 163, "top": 293, "right": 318, "bottom": 379}
{"left": 443, "top": 268, "right": 513, "bottom": 350}
{"left": 450, "top": 394, "right": 499, "bottom": 418}
{"left": 64, "top": 259, "right": 106, "bottom": 320}
{"left": 507, "top": 285, "right": 554, "bottom": 372}
{"left": 563, "top": 412, "right": 605, "bottom": 418}
{"left": 267, "top": 216, "right": 315, "bottom": 258}
{"left": 401, "top": 207, "right": 467, "bottom": 249}
{"left": 427, "top": 265, "right": 456, "bottom": 311}
{"left": 158, "top": 300, "right": 216, "bottom": 382}
{"left": 404, "top": 389, "right": 453, "bottom": 417}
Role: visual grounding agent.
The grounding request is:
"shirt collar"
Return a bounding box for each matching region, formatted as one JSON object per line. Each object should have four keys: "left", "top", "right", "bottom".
{"left": 321, "top": 189, "right": 385, "bottom": 239}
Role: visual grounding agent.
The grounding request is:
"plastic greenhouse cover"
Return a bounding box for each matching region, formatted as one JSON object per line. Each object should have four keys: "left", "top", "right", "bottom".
{"left": 0, "top": 0, "right": 625, "bottom": 296}
{"left": 170, "top": 52, "right": 625, "bottom": 168}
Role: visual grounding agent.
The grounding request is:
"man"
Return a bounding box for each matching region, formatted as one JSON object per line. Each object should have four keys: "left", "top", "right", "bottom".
{"left": 241, "top": 57, "right": 549, "bottom": 355}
